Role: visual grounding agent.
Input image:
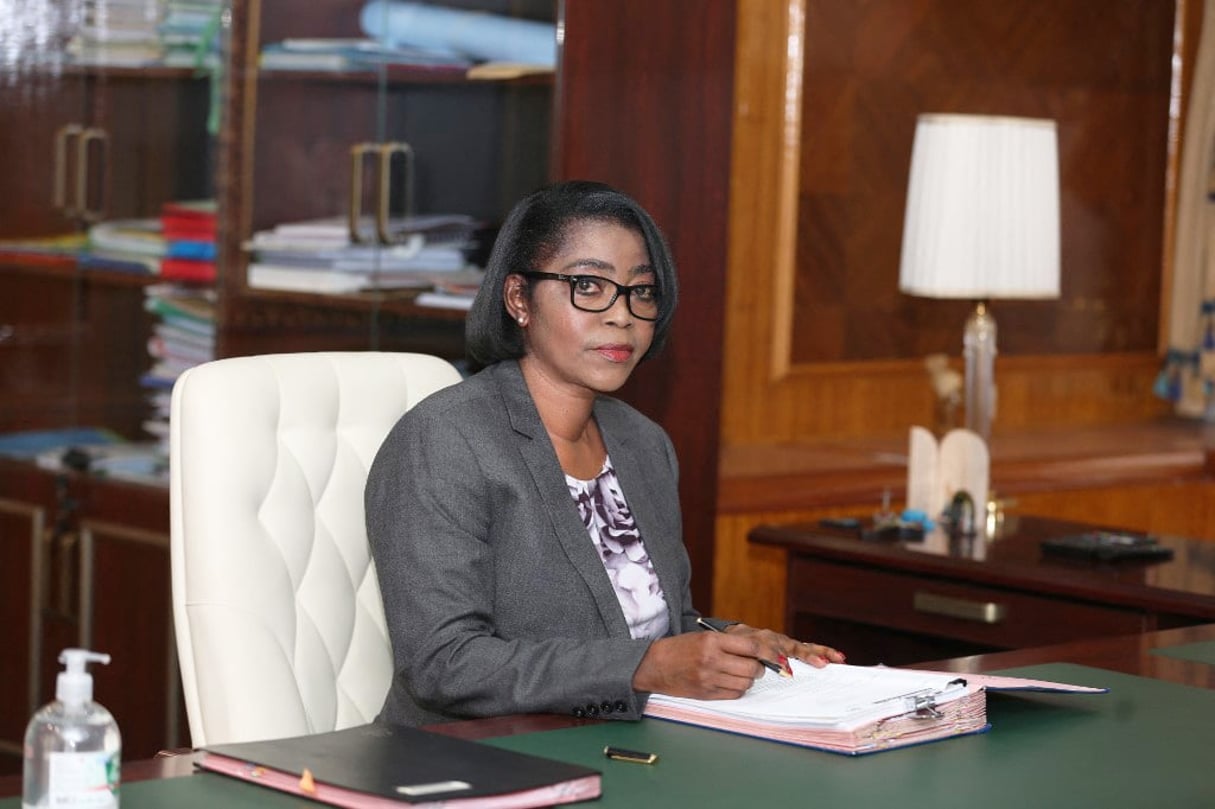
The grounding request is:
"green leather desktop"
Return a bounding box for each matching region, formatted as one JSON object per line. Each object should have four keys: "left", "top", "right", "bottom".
{"left": 5, "top": 662, "right": 1212, "bottom": 808}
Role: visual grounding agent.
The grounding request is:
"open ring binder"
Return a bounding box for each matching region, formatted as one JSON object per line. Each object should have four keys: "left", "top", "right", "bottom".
{"left": 645, "top": 664, "right": 1104, "bottom": 755}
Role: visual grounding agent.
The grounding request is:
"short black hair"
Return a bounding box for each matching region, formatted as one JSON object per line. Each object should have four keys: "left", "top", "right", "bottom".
{"left": 465, "top": 180, "right": 679, "bottom": 369}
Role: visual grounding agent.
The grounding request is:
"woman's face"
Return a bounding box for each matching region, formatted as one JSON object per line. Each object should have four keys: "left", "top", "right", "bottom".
{"left": 508, "top": 219, "right": 656, "bottom": 396}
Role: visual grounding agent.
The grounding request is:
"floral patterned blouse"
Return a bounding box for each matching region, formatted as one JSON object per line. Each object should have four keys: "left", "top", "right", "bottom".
{"left": 566, "top": 456, "right": 670, "bottom": 640}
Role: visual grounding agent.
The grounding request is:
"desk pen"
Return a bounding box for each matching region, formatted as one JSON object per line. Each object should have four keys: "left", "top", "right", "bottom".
{"left": 695, "top": 617, "right": 792, "bottom": 677}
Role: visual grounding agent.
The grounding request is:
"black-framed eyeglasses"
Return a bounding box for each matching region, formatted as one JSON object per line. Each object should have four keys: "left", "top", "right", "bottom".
{"left": 521, "top": 272, "right": 660, "bottom": 321}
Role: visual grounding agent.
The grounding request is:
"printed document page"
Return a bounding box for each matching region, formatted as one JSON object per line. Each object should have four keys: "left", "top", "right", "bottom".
{"left": 648, "top": 662, "right": 968, "bottom": 729}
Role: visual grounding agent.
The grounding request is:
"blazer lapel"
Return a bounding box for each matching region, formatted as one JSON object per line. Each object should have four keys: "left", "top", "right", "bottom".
{"left": 492, "top": 362, "right": 632, "bottom": 637}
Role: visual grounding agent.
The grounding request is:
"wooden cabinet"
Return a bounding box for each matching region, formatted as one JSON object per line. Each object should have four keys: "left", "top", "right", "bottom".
{"left": 0, "top": 496, "right": 44, "bottom": 772}
{"left": 0, "top": 56, "right": 212, "bottom": 434}
{"left": 1, "top": 0, "right": 558, "bottom": 434}
{"left": 752, "top": 515, "right": 1215, "bottom": 668}
{"left": 0, "top": 462, "right": 181, "bottom": 775}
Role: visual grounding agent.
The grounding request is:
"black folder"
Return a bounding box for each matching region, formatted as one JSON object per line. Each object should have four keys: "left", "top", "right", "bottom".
{"left": 200, "top": 722, "right": 601, "bottom": 807}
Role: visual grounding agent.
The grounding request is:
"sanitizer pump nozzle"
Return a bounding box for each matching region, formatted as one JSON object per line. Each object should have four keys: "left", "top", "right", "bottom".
{"left": 56, "top": 648, "right": 111, "bottom": 706}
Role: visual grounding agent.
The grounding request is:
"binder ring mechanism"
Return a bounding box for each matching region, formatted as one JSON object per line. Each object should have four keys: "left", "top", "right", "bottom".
{"left": 875, "top": 678, "right": 968, "bottom": 723}
{"left": 907, "top": 692, "right": 945, "bottom": 720}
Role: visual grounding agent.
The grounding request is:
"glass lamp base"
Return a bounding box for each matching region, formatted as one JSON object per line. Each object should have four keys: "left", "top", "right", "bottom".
{"left": 963, "top": 301, "right": 997, "bottom": 441}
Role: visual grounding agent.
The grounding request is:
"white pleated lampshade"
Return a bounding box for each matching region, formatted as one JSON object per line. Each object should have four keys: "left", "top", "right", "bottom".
{"left": 898, "top": 114, "right": 1061, "bottom": 300}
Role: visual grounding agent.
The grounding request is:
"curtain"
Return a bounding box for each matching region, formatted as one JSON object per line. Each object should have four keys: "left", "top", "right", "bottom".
{"left": 1159, "top": 0, "right": 1215, "bottom": 417}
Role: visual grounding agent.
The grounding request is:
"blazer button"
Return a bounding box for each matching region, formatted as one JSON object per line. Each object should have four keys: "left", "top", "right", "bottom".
{"left": 600, "top": 701, "right": 614, "bottom": 714}
{"left": 614, "top": 700, "right": 628, "bottom": 713}
{"left": 572, "top": 707, "right": 585, "bottom": 718}
{"left": 585, "top": 704, "right": 600, "bottom": 717}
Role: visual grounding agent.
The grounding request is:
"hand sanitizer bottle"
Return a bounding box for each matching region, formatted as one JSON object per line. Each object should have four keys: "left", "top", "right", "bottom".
{"left": 22, "top": 649, "right": 121, "bottom": 809}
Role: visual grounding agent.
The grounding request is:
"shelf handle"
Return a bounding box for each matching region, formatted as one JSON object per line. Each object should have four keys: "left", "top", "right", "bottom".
{"left": 349, "top": 142, "right": 378, "bottom": 244}
{"left": 913, "top": 591, "right": 1007, "bottom": 624}
{"left": 376, "top": 141, "right": 415, "bottom": 245}
{"left": 76, "top": 127, "right": 109, "bottom": 223}
{"left": 53, "top": 124, "right": 84, "bottom": 216}
{"left": 1, "top": 498, "right": 47, "bottom": 716}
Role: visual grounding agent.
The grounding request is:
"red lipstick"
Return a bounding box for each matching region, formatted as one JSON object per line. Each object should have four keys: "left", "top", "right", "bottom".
{"left": 596, "top": 344, "right": 634, "bottom": 362}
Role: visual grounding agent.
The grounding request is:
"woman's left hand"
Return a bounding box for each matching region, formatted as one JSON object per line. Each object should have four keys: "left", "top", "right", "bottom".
{"left": 725, "top": 624, "right": 846, "bottom": 672}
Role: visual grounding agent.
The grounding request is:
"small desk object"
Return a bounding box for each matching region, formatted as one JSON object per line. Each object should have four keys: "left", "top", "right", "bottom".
{"left": 750, "top": 514, "right": 1215, "bottom": 666}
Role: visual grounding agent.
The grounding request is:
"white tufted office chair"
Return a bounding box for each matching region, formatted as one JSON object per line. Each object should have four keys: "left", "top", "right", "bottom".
{"left": 169, "top": 351, "right": 461, "bottom": 746}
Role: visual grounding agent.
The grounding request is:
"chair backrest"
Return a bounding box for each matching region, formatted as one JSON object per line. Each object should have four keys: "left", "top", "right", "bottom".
{"left": 170, "top": 351, "right": 461, "bottom": 746}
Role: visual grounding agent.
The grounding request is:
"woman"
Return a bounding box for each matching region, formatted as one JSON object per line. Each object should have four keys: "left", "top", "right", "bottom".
{"left": 365, "top": 180, "right": 843, "bottom": 727}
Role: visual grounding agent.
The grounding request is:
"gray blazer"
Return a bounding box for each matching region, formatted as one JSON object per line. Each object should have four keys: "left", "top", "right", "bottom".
{"left": 365, "top": 359, "right": 701, "bottom": 726}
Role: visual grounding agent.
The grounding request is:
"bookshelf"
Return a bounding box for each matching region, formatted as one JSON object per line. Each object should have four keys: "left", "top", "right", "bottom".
{"left": 0, "top": 0, "right": 558, "bottom": 772}
{"left": 0, "top": 0, "right": 737, "bottom": 774}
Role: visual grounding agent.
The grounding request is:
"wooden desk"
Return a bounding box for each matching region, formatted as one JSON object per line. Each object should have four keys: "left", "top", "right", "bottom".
{"left": 750, "top": 514, "right": 1215, "bottom": 666}
{"left": 912, "top": 623, "right": 1215, "bottom": 690}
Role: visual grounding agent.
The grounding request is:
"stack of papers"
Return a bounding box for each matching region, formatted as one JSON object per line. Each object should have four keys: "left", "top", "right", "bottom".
{"left": 246, "top": 214, "right": 482, "bottom": 294}
{"left": 0, "top": 427, "right": 167, "bottom": 486}
{"left": 69, "top": 0, "right": 166, "bottom": 67}
{"left": 62, "top": 0, "right": 224, "bottom": 69}
{"left": 84, "top": 218, "right": 165, "bottom": 274}
{"left": 644, "top": 661, "right": 1105, "bottom": 755}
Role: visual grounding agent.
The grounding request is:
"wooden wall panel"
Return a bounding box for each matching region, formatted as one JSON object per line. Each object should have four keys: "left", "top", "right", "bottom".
{"left": 715, "top": 506, "right": 856, "bottom": 631}
{"left": 1013, "top": 482, "right": 1215, "bottom": 541}
{"left": 793, "top": 0, "right": 1176, "bottom": 364}
{"left": 557, "top": 1, "right": 736, "bottom": 611}
{"left": 722, "top": 0, "right": 1190, "bottom": 448}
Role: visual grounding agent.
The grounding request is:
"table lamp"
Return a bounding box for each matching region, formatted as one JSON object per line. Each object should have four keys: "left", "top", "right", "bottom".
{"left": 898, "top": 113, "right": 1061, "bottom": 441}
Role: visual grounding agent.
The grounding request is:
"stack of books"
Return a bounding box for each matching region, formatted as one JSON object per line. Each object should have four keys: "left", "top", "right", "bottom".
{"left": 258, "top": 38, "right": 471, "bottom": 73}
{"left": 0, "top": 234, "right": 89, "bottom": 266}
{"left": 142, "top": 284, "right": 216, "bottom": 452}
{"left": 160, "top": 199, "right": 218, "bottom": 282}
{"left": 246, "top": 214, "right": 482, "bottom": 295}
{"left": 62, "top": 0, "right": 225, "bottom": 69}
{"left": 83, "top": 218, "right": 165, "bottom": 274}
{"left": 69, "top": 0, "right": 166, "bottom": 67}
{"left": 160, "top": 0, "right": 225, "bottom": 69}
{"left": 82, "top": 200, "right": 217, "bottom": 281}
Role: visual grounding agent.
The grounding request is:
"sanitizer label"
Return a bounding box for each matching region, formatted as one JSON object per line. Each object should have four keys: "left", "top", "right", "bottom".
{"left": 47, "top": 751, "right": 119, "bottom": 808}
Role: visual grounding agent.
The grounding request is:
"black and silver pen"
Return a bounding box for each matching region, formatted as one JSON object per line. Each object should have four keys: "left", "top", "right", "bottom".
{"left": 696, "top": 617, "right": 791, "bottom": 677}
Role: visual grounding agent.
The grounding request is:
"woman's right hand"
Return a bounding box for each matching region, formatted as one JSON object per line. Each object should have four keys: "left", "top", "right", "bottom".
{"left": 631, "top": 631, "right": 770, "bottom": 699}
